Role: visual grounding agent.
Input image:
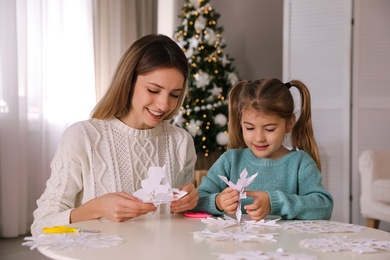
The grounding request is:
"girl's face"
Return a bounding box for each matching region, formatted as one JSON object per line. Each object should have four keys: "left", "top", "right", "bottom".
{"left": 241, "top": 109, "right": 295, "bottom": 159}
{"left": 122, "top": 68, "right": 184, "bottom": 129}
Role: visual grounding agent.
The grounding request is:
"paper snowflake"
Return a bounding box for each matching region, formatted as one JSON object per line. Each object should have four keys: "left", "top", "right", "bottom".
{"left": 22, "top": 233, "right": 123, "bottom": 251}
{"left": 214, "top": 248, "right": 317, "bottom": 260}
{"left": 193, "top": 229, "right": 277, "bottom": 243}
{"left": 218, "top": 168, "right": 258, "bottom": 222}
{"left": 300, "top": 236, "right": 390, "bottom": 254}
{"left": 280, "top": 220, "right": 364, "bottom": 234}
{"left": 133, "top": 165, "right": 187, "bottom": 205}
{"left": 201, "top": 216, "right": 281, "bottom": 231}
{"left": 201, "top": 216, "right": 238, "bottom": 229}
{"left": 243, "top": 218, "right": 281, "bottom": 229}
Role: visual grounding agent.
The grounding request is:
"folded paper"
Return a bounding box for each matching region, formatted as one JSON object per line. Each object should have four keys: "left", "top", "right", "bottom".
{"left": 193, "top": 228, "right": 277, "bottom": 243}
{"left": 218, "top": 168, "right": 258, "bottom": 222}
{"left": 133, "top": 165, "right": 187, "bottom": 205}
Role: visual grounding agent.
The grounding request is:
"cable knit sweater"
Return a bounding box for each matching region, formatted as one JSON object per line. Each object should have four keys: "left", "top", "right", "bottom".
{"left": 193, "top": 149, "right": 333, "bottom": 220}
{"left": 31, "top": 118, "right": 196, "bottom": 237}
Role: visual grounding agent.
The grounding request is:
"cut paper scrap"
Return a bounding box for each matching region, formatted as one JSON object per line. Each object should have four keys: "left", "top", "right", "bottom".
{"left": 300, "top": 236, "right": 390, "bottom": 254}
{"left": 218, "top": 168, "right": 258, "bottom": 223}
{"left": 201, "top": 216, "right": 281, "bottom": 230}
{"left": 22, "top": 233, "right": 123, "bottom": 251}
{"left": 133, "top": 165, "right": 187, "bottom": 205}
{"left": 215, "top": 248, "right": 318, "bottom": 260}
{"left": 243, "top": 218, "right": 281, "bottom": 229}
{"left": 193, "top": 229, "right": 277, "bottom": 243}
{"left": 280, "top": 220, "right": 364, "bottom": 234}
{"left": 201, "top": 216, "right": 238, "bottom": 229}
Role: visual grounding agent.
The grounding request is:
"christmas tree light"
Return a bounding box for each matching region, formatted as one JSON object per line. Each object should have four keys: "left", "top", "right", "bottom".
{"left": 172, "top": 0, "right": 239, "bottom": 157}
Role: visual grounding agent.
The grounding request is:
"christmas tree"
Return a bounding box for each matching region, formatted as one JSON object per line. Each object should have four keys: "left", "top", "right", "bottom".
{"left": 172, "top": 0, "right": 239, "bottom": 158}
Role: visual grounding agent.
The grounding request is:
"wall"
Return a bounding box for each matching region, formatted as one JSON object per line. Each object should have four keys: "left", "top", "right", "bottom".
{"left": 172, "top": 0, "right": 283, "bottom": 81}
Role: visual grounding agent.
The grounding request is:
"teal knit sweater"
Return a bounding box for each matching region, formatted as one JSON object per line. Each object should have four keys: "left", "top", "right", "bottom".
{"left": 193, "top": 149, "right": 334, "bottom": 220}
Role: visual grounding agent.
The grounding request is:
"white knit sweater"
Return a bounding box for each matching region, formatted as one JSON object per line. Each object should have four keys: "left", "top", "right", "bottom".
{"left": 31, "top": 118, "right": 196, "bottom": 236}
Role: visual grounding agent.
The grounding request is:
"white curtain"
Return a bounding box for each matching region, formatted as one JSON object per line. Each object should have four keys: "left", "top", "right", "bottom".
{"left": 0, "top": 0, "right": 157, "bottom": 238}
{"left": 0, "top": 0, "right": 96, "bottom": 237}
{"left": 93, "top": 0, "right": 157, "bottom": 100}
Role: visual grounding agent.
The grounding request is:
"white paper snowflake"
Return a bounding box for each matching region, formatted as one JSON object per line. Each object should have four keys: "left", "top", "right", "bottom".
{"left": 22, "top": 233, "right": 123, "bottom": 251}
{"left": 244, "top": 218, "right": 281, "bottom": 229}
{"left": 300, "top": 236, "right": 390, "bottom": 254}
{"left": 214, "top": 248, "right": 318, "bottom": 260}
{"left": 201, "top": 217, "right": 238, "bottom": 229}
{"left": 219, "top": 169, "right": 258, "bottom": 222}
{"left": 280, "top": 220, "right": 364, "bottom": 234}
{"left": 201, "top": 216, "right": 281, "bottom": 231}
{"left": 193, "top": 229, "right": 277, "bottom": 243}
{"left": 133, "top": 165, "right": 187, "bottom": 205}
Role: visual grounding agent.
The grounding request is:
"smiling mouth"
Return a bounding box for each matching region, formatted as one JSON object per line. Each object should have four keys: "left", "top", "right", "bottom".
{"left": 254, "top": 144, "right": 268, "bottom": 150}
{"left": 147, "top": 108, "right": 164, "bottom": 117}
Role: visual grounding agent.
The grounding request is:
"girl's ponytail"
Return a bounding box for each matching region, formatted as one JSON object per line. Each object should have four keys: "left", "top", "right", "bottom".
{"left": 290, "top": 80, "right": 321, "bottom": 171}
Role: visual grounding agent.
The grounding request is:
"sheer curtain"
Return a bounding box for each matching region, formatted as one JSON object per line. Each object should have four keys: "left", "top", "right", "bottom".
{"left": 0, "top": 0, "right": 156, "bottom": 238}
{"left": 93, "top": 0, "right": 157, "bottom": 100}
{"left": 0, "top": 0, "right": 96, "bottom": 237}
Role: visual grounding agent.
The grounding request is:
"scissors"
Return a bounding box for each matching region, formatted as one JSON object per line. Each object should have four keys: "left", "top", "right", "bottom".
{"left": 42, "top": 226, "right": 100, "bottom": 234}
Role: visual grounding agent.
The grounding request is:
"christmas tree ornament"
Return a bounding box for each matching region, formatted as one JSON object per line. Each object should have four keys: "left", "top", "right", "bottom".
{"left": 214, "top": 113, "right": 227, "bottom": 127}
{"left": 216, "top": 132, "right": 228, "bottom": 146}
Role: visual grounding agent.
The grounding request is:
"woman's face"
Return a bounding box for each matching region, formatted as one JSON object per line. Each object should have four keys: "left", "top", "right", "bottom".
{"left": 240, "top": 109, "right": 294, "bottom": 159}
{"left": 122, "top": 68, "right": 184, "bottom": 129}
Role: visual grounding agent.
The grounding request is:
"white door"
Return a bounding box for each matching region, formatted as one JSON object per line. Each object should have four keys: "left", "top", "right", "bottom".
{"left": 283, "top": 0, "right": 352, "bottom": 222}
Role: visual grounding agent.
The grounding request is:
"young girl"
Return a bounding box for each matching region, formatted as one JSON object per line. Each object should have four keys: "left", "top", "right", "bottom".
{"left": 193, "top": 78, "right": 333, "bottom": 221}
{"left": 31, "top": 34, "right": 198, "bottom": 237}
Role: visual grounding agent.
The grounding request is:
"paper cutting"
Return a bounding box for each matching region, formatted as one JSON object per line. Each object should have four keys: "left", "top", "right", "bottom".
{"left": 214, "top": 248, "right": 318, "bottom": 260}
{"left": 218, "top": 168, "right": 258, "bottom": 222}
{"left": 193, "top": 228, "right": 277, "bottom": 243}
{"left": 133, "top": 165, "right": 187, "bottom": 205}
{"left": 201, "top": 216, "right": 238, "bottom": 229}
{"left": 22, "top": 233, "right": 123, "bottom": 250}
{"left": 200, "top": 216, "right": 280, "bottom": 230}
{"left": 300, "top": 236, "right": 390, "bottom": 254}
{"left": 243, "top": 218, "right": 281, "bottom": 229}
{"left": 280, "top": 220, "right": 364, "bottom": 234}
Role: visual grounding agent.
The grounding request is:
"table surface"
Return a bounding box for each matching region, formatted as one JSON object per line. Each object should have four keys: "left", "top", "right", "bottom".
{"left": 38, "top": 214, "right": 390, "bottom": 260}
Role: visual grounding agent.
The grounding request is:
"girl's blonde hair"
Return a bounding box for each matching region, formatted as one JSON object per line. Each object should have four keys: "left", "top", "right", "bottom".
{"left": 228, "top": 78, "right": 321, "bottom": 171}
{"left": 91, "top": 34, "right": 189, "bottom": 120}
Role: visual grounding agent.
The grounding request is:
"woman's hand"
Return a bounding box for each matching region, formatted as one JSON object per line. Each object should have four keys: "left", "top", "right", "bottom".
{"left": 215, "top": 187, "right": 239, "bottom": 214}
{"left": 70, "top": 192, "right": 157, "bottom": 223}
{"left": 170, "top": 183, "right": 198, "bottom": 213}
{"left": 244, "top": 191, "right": 271, "bottom": 221}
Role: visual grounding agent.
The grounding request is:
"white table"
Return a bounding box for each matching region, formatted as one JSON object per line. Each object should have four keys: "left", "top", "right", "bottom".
{"left": 38, "top": 214, "right": 390, "bottom": 260}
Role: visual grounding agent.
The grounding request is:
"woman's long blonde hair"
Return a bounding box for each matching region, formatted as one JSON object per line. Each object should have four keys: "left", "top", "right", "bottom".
{"left": 91, "top": 34, "right": 189, "bottom": 120}
{"left": 228, "top": 78, "right": 321, "bottom": 171}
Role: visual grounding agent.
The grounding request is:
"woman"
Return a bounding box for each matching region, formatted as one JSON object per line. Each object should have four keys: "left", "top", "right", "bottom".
{"left": 31, "top": 34, "right": 198, "bottom": 237}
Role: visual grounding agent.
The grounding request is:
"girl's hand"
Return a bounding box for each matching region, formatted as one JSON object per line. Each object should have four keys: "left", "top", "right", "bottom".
{"left": 170, "top": 183, "right": 198, "bottom": 213}
{"left": 71, "top": 192, "right": 157, "bottom": 223}
{"left": 215, "top": 187, "right": 239, "bottom": 214}
{"left": 244, "top": 191, "right": 271, "bottom": 221}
